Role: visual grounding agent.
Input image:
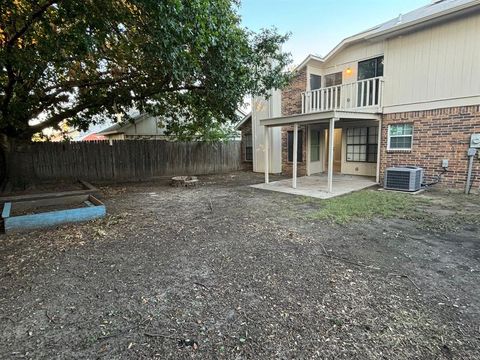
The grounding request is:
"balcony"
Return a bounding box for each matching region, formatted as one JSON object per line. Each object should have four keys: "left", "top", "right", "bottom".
{"left": 302, "top": 77, "right": 384, "bottom": 114}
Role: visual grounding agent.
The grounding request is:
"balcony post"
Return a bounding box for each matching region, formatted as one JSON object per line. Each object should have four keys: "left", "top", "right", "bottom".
{"left": 327, "top": 117, "right": 338, "bottom": 193}
{"left": 264, "top": 126, "right": 269, "bottom": 184}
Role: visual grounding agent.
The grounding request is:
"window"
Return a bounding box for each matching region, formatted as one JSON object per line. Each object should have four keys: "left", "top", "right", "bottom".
{"left": 357, "top": 56, "right": 384, "bottom": 107}
{"left": 325, "top": 72, "right": 342, "bottom": 107}
{"left": 325, "top": 72, "right": 342, "bottom": 87}
{"left": 358, "top": 56, "right": 384, "bottom": 80}
{"left": 310, "top": 74, "right": 322, "bottom": 90}
{"left": 388, "top": 124, "right": 413, "bottom": 150}
{"left": 244, "top": 134, "right": 253, "bottom": 161}
{"left": 310, "top": 130, "right": 321, "bottom": 162}
{"left": 287, "top": 130, "right": 303, "bottom": 162}
{"left": 346, "top": 127, "right": 378, "bottom": 162}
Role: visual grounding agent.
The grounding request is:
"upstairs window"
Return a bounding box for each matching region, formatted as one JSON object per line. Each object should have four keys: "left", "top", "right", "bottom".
{"left": 287, "top": 130, "right": 303, "bottom": 162}
{"left": 388, "top": 124, "right": 413, "bottom": 150}
{"left": 244, "top": 134, "right": 253, "bottom": 161}
{"left": 310, "top": 74, "right": 322, "bottom": 90}
{"left": 358, "top": 56, "right": 384, "bottom": 80}
{"left": 325, "top": 72, "right": 342, "bottom": 87}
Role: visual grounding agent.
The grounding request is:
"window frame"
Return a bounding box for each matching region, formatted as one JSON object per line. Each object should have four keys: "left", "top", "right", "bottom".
{"left": 309, "top": 74, "right": 322, "bottom": 91}
{"left": 244, "top": 133, "right": 253, "bottom": 162}
{"left": 287, "top": 130, "right": 304, "bottom": 163}
{"left": 387, "top": 124, "right": 414, "bottom": 151}
{"left": 324, "top": 72, "right": 343, "bottom": 87}
{"left": 310, "top": 130, "right": 321, "bottom": 162}
{"left": 345, "top": 126, "right": 378, "bottom": 163}
{"left": 357, "top": 56, "right": 384, "bottom": 80}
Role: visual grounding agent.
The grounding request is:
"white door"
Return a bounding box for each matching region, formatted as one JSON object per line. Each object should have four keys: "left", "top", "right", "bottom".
{"left": 309, "top": 128, "right": 323, "bottom": 174}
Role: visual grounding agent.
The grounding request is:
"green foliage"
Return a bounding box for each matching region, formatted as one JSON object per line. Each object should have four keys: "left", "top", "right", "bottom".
{"left": 309, "top": 190, "right": 428, "bottom": 224}
{"left": 0, "top": 0, "right": 292, "bottom": 140}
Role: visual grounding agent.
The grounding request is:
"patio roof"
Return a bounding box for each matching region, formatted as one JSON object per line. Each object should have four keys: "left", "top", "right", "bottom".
{"left": 260, "top": 110, "right": 381, "bottom": 127}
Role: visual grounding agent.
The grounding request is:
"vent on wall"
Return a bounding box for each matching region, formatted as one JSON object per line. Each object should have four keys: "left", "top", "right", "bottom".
{"left": 384, "top": 166, "right": 424, "bottom": 192}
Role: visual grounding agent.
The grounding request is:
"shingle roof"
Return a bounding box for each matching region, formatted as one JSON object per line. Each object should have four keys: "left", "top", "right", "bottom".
{"left": 370, "top": 0, "right": 476, "bottom": 35}
{"left": 97, "top": 113, "right": 150, "bottom": 135}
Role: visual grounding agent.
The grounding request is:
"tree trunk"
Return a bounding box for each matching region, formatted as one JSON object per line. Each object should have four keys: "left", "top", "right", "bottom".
{"left": 0, "top": 135, "right": 10, "bottom": 187}
{"left": 0, "top": 135, "right": 33, "bottom": 189}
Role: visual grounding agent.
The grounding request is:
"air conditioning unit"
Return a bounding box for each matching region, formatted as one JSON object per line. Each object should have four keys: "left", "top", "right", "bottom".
{"left": 384, "top": 166, "right": 424, "bottom": 192}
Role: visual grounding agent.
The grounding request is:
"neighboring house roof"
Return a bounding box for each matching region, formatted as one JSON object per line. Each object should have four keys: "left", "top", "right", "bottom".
{"left": 81, "top": 133, "right": 107, "bottom": 141}
{"left": 99, "top": 109, "right": 247, "bottom": 136}
{"left": 296, "top": 0, "right": 480, "bottom": 69}
{"left": 97, "top": 113, "right": 151, "bottom": 136}
{"left": 235, "top": 112, "right": 252, "bottom": 130}
{"left": 72, "top": 118, "right": 117, "bottom": 141}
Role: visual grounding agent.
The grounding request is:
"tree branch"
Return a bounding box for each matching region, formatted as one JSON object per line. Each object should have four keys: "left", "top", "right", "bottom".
{"left": 6, "top": 0, "right": 60, "bottom": 47}
{"left": 1, "top": 62, "right": 16, "bottom": 116}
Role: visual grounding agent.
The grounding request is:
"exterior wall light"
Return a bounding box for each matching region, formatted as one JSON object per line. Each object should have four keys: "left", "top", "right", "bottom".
{"left": 345, "top": 67, "right": 353, "bottom": 76}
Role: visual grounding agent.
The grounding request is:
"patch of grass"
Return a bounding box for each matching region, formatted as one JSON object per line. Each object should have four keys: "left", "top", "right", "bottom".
{"left": 309, "top": 190, "right": 428, "bottom": 224}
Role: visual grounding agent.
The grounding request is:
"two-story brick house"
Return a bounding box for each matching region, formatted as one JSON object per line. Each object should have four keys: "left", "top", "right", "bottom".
{"left": 242, "top": 0, "right": 480, "bottom": 193}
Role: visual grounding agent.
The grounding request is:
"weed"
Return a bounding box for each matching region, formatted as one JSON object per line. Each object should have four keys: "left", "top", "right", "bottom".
{"left": 309, "top": 190, "right": 429, "bottom": 224}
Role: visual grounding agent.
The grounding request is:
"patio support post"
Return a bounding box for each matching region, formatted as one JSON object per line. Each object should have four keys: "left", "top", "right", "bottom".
{"left": 327, "top": 117, "right": 337, "bottom": 193}
{"left": 264, "top": 126, "right": 269, "bottom": 184}
{"left": 292, "top": 123, "right": 298, "bottom": 189}
{"left": 376, "top": 118, "right": 382, "bottom": 183}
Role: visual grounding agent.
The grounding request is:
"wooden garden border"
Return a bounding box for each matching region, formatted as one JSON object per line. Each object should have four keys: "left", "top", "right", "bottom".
{"left": 2, "top": 194, "right": 106, "bottom": 233}
{"left": 0, "top": 180, "right": 101, "bottom": 205}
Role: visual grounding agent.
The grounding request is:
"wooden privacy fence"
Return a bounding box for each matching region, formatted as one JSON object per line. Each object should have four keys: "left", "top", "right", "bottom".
{"left": 9, "top": 140, "right": 242, "bottom": 182}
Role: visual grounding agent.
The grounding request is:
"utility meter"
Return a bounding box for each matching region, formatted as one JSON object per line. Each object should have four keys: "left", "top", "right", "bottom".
{"left": 471, "top": 134, "right": 480, "bottom": 148}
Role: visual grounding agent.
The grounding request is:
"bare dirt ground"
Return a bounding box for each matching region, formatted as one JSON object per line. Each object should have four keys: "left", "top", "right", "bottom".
{"left": 1, "top": 171, "right": 479, "bottom": 359}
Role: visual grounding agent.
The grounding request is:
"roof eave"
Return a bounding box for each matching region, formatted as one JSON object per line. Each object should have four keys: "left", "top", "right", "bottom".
{"left": 235, "top": 112, "right": 252, "bottom": 130}
{"left": 365, "top": 1, "right": 480, "bottom": 40}
{"left": 294, "top": 1, "right": 480, "bottom": 72}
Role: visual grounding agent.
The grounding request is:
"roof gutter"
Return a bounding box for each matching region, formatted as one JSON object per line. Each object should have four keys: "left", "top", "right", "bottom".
{"left": 365, "top": 1, "right": 480, "bottom": 40}
{"left": 294, "top": 1, "right": 480, "bottom": 71}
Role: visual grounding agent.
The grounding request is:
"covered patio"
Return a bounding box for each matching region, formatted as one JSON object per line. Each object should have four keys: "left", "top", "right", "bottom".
{"left": 261, "top": 110, "right": 382, "bottom": 198}
{"left": 251, "top": 174, "right": 377, "bottom": 199}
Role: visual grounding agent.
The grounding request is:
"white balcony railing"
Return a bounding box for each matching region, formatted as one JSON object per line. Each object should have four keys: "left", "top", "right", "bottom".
{"left": 301, "top": 77, "right": 384, "bottom": 114}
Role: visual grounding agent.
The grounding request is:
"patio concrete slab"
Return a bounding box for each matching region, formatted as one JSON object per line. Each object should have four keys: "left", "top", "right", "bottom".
{"left": 251, "top": 174, "right": 377, "bottom": 199}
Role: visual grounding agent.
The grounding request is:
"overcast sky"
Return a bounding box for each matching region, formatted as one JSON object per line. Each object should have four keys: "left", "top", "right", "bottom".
{"left": 239, "top": 0, "right": 429, "bottom": 65}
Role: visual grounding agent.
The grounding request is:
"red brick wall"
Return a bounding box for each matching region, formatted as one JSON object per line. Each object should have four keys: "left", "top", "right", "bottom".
{"left": 281, "top": 69, "right": 307, "bottom": 175}
{"left": 380, "top": 106, "right": 480, "bottom": 189}
{"left": 281, "top": 125, "right": 307, "bottom": 176}
{"left": 281, "top": 68, "right": 307, "bottom": 116}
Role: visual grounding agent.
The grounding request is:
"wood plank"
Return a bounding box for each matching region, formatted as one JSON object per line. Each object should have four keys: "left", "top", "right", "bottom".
{"left": 2, "top": 202, "right": 11, "bottom": 218}
{"left": 0, "top": 188, "right": 97, "bottom": 204}
{"left": 13, "top": 194, "right": 89, "bottom": 212}
{"left": 4, "top": 205, "right": 106, "bottom": 233}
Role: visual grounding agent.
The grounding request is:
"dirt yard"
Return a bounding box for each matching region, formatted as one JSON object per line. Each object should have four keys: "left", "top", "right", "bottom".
{"left": 1, "top": 172, "right": 479, "bottom": 359}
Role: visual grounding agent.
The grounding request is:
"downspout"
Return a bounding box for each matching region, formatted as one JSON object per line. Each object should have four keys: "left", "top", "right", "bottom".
{"left": 465, "top": 148, "right": 477, "bottom": 194}
{"left": 376, "top": 118, "right": 382, "bottom": 183}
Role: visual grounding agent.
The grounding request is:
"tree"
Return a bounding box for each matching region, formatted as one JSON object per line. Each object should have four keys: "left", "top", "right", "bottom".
{"left": 0, "top": 0, "right": 291, "bottom": 141}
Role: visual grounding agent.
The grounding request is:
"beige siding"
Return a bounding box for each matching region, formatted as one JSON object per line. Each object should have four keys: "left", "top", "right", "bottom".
{"left": 106, "top": 134, "right": 125, "bottom": 140}
{"left": 252, "top": 93, "right": 283, "bottom": 173}
{"left": 323, "top": 42, "right": 384, "bottom": 85}
{"left": 306, "top": 41, "right": 385, "bottom": 88}
{"left": 383, "top": 12, "right": 480, "bottom": 112}
{"left": 124, "top": 116, "right": 164, "bottom": 136}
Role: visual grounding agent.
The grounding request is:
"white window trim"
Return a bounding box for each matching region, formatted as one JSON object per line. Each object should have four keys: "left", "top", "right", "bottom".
{"left": 324, "top": 71, "right": 343, "bottom": 87}
{"left": 387, "top": 124, "right": 413, "bottom": 151}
